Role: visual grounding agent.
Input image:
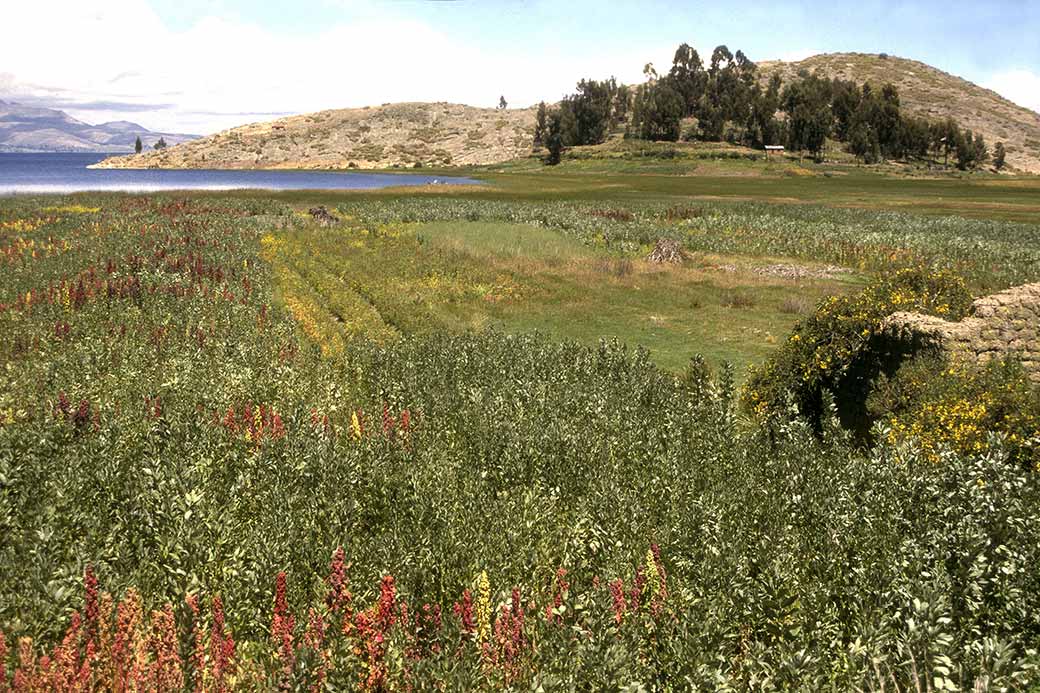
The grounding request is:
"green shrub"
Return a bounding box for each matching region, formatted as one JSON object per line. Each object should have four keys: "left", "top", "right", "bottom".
{"left": 741, "top": 267, "right": 973, "bottom": 433}
{"left": 870, "top": 355, "right": 1040, "bottom": 468}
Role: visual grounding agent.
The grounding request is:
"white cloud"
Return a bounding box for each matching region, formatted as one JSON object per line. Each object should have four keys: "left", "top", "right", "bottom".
{"left": 0, "top": 0, "right": 670, "bottom": 134}
{"left": 984, "top": 69, "right": 1040, "bottom": 115}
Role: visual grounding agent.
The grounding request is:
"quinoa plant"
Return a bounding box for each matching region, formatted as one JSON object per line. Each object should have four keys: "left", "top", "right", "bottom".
{"left": 1, "top": 196, "right": 1039, "bottom": 689}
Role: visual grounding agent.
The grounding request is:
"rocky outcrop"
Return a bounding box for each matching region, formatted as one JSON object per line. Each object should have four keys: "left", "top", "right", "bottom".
{"left": 92, "top": 102, "right": 536, "bottom": 170}
{"left": 883, "top": 283, "right": 1040, "bottom": 382}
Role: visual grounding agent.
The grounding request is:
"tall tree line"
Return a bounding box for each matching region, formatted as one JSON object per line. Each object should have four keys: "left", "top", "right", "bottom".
{"left": 627, "top": 44, "right": 787, "bottom": 148}
{"left": 536, "top": 43, "right": 994, "bottom": 170}
{"left": 534, "top": 78, "right": 629, "bottom": 151}
{"left": 781, "top": 73, "right": 988, "bottom": 167}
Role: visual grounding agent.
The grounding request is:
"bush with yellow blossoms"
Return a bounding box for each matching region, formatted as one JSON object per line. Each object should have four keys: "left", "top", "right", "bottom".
{"left": 742, "top": 266, "right": 973, "bottom": 433}
{"left": 870, "top": 354, "right": 1040, "bottom": 468}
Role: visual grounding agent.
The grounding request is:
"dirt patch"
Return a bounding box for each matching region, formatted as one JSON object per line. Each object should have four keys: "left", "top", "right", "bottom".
{"left": 713, "top": 262, "right": 848, "bottom": 280}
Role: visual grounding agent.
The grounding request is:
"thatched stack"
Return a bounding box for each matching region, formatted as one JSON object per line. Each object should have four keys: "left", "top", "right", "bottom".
{"left": 646, "top": 238, "right": 687, "bottom": 264}
{"left": 308, "top": 205, "right": 339, "bottom": 225}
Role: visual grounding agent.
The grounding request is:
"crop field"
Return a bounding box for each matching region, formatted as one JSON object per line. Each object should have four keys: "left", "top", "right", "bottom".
{"left": 261, "top": 214, "right": 859, "bottom": 374}
{"left": 444, "top": 149, "right": 1040, "bottom": 224}
{"left": 2, "top": 174, "right": 1040, "bottom": 689}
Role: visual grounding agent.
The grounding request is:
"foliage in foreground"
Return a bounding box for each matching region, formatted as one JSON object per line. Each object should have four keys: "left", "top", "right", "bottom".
{"left": 5, "top": 550, "right": 674, "bottom": 691}
{"left": 2, "top": 197, "right": 1040, "bottom": 688}
{"left": 4, "top": 419, "right": 1040, "bottom": 690}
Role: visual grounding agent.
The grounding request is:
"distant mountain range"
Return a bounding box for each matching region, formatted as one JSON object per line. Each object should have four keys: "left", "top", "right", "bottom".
{"left": 0, "top": 100, "right": 197, "bottom": 153}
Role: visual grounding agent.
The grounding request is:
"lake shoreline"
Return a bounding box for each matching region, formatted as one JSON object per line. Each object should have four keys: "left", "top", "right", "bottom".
{"left": 0, "top": 152, "right": 481, "bottom": 195}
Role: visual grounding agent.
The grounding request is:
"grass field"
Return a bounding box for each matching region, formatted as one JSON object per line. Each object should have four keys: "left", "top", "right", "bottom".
{"left": 2, "top": 161, "right": 1040, "bottom": 689}
{"left": 263, "top": 141, "right": 1040, "bottom": 223}
{"left": 262, "top": 216, "right": 861, "bottom": 374}
{"left": 202, "top": 155, "right": 1040, "bottom": 376}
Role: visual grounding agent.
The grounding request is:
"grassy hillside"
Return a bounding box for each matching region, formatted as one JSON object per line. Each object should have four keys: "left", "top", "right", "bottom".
{"left": 93, "top": 102, "right": 536, "bottom": 170}
{"left": 96, "top": 53, "right": 1040, "bottom": 174}
{"left": 760, "top": 53, "right": 1040, "bottom": 173}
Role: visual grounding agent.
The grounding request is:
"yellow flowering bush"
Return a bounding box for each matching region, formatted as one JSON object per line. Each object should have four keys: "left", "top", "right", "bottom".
{"left": 742, "top": 267, "right": 972, "bottom": 433}
{"left": 870, "top": 355, "right": 1040, "bottom": 467}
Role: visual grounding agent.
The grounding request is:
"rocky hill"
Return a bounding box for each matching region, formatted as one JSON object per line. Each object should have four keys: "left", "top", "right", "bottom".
{"left": 93, "top": 102, "right": 536, "bottom": 170}
{"left": 0, "top": 101, "right": 196, "bottom": 153}
{"left": 760, "top": 53, "right": 1040, "bottom": 173}
{"left": 94, "top": 53, "right": 1040, "bottom": 173}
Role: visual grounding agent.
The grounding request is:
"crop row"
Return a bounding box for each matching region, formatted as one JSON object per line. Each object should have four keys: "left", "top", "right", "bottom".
{"left": 336, "top": 197, "right": 1040, "bottom": 290}
{"left": 1, "top": 196, "right": 1038, "bottom": 688}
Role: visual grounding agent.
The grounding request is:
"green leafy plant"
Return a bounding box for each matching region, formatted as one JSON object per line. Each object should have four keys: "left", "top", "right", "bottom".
{"left": 2, "top": 196, "right": 1040, "bottom": 689}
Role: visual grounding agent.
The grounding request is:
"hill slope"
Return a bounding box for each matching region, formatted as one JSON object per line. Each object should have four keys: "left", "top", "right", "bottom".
{"left": 0, "top": 100, "right": 196, "bottom": 153}
{"left": 95, "top": 53, "right": 1040, "bottom": 173}
{"left": 93, "top": 102, "right": 536, "bottom": 170}
{"left": 759, "top": 53, "right": 1040, "bottom": 172}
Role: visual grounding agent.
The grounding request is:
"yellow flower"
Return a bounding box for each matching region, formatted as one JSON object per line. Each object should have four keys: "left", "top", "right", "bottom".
{"left": 41, "top": 205, "right": 99, "bottom": 214}
{"left": 350, "top": 411, "right": 362, "bottom": 439}
{"left": 475, "top": 570, "right": 492, "bottom": 642}
{"left": 645, "top": 549, "right": 660, "bottom": 599}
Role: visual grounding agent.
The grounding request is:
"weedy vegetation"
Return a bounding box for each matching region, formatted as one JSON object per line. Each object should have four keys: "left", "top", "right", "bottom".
{"left": 1, "top": 179, "right": 1039, "bottom": 690}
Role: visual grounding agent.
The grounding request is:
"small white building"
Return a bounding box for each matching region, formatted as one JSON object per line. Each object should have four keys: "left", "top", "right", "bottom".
{"left": 764, "top": 145, "right": 785, "bottom": 158}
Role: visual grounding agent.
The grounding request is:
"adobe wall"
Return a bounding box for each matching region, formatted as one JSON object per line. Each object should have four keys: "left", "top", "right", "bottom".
{"left": 882, "top": 283, "right": 1040, "bottom": 383}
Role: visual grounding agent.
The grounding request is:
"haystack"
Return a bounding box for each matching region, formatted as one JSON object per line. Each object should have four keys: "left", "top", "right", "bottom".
{"left": 646, "top": 238, "right": 687, "bottom": 264}
{"left": 308, "top": 205, "right": 339, "bottom": 225}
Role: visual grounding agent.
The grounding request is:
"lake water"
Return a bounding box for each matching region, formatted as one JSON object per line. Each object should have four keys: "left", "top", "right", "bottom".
{"left": 0, "top": 153, "right": 480, "bottom": 195}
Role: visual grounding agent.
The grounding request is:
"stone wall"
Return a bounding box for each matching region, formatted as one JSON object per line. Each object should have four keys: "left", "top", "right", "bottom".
{"left": 883, "top": 283, "right": 1040, "bottom": 383}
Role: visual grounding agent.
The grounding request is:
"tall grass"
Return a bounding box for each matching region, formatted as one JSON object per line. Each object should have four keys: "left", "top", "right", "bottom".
{"left": 1, "top": 195, "right": 1039, "bottom": 688}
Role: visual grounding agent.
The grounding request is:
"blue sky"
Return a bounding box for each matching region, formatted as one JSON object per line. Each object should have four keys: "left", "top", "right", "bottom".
{"left": 2, "top": 0, "right": 1037, "bottom": 134}
{"left": 148, "top": 0, "right": 1040, "bottom": 75}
